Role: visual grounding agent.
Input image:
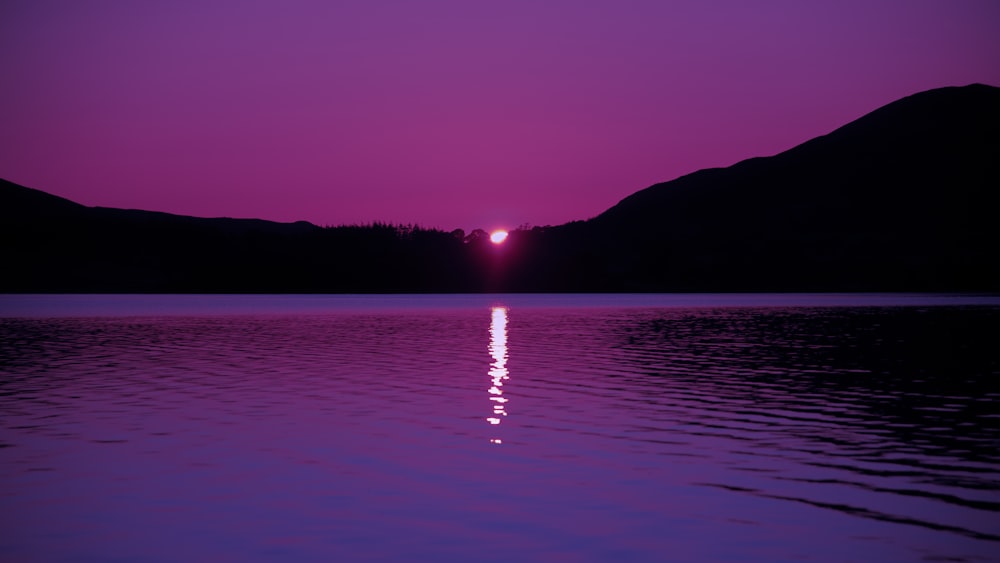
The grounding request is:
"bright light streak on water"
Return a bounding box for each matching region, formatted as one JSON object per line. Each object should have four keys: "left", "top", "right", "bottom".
{"left": 487, "top": 307, "right": 509, "bottom": 432}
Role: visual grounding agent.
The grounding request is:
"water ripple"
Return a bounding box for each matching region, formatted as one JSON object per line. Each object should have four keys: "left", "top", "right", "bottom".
{"left": 1, "top": 302, "right": 998, "bottom": 561}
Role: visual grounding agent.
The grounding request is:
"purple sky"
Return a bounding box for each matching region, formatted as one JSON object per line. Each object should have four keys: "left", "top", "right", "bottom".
{"left": 2, "top": 1, "right": 999, "bottom": 231}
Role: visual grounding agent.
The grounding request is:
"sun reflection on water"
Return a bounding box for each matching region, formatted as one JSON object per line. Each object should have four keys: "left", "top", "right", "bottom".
{"left": 487, "top": 306, "right": 509, "bottom": 443}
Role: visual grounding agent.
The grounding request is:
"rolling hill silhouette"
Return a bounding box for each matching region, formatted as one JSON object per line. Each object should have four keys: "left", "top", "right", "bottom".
{"left": 2, "top": 83, "right": 998, "bottom": 292}
{"left": 505, "top": 83, "right": 1000, "bottom": 291}
{"left": 0, "top": 179, "right": 477, "bottom": 292}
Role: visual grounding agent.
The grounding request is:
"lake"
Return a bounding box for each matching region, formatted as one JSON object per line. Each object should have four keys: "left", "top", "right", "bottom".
{"left": 2, "top": 294, "right": 999, "bottom": 562}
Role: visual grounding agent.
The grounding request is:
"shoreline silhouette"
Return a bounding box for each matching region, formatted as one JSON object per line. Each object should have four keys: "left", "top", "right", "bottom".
{"left": 2, "top": 84, "right": 998, "bottom": 293}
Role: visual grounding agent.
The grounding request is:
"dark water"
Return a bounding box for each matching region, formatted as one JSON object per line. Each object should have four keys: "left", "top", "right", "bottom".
{"left": 1, "top": 294, "right": 999, "bottom": 562}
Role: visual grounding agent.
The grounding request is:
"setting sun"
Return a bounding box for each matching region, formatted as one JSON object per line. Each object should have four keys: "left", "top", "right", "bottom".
{"left": 490, "top": 230, "right": 508, "bottom": 244}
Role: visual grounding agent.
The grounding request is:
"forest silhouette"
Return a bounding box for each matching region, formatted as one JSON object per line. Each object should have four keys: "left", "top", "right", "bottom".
{"left": 2, "top": 84, "right": 998, "bottom": 292}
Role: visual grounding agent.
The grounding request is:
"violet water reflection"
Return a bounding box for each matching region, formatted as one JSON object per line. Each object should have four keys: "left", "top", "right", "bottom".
{"left": 1, "top": 294, "right": 999, "bottom": 562}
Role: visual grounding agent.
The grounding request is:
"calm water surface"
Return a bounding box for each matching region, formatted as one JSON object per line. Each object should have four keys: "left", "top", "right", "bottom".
{"left": 1, "top": 294, "right": 999, "bottom": 562}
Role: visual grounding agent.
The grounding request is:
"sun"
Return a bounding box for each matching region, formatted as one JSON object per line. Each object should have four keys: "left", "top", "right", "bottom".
{"left": 489, "top": 230, "right": 509, "bottom": 244}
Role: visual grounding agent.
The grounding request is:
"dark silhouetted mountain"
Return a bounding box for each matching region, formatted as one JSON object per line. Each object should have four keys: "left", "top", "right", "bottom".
{"left": 0, "top": 179, "right": 480, "bottom": 292}
{"left": 503, "top": 83, "right": 1000, "bottom": 291}
{"left": 2, "top": 83, "right": 998, "bottom": 292}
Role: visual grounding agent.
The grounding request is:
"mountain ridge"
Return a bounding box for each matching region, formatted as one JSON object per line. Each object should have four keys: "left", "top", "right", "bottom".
{"left": 0, "top": 178, "right": 321, "bottom": 236}
{"left": 3, "top": 83, "right": 998, "bottom": 292}
{"left": 596, "top": 83, "right": 999, "bottom": 226}
{"left": 538, "top": 83, "right": 999, "bottom": 290}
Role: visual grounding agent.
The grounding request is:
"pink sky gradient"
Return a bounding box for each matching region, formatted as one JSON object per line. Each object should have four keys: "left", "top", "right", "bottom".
{"left": 2, "top": 1, "right": 999, "bottom": 231}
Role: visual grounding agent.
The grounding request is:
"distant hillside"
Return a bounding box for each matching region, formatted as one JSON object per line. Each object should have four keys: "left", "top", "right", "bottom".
{"left": 504, "top": 83, "right": 1000, "bottom": 291}
{"left": 0, "top": 179, "right": 320, "bottom": 235}
{"left": 0, "top": 178, "right": 479, "bottom": 292}
{"left": 2, "top": 84, "right": 998, "bottom": 292}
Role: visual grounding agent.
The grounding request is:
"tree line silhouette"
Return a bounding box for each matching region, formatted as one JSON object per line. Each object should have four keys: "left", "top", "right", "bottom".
{"left": 2, "top": 84, "right": 998, "bottom": 293}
